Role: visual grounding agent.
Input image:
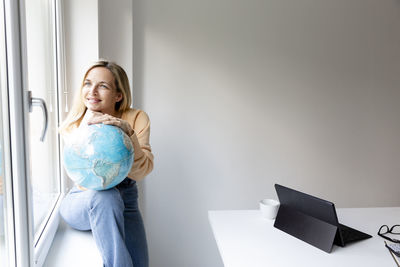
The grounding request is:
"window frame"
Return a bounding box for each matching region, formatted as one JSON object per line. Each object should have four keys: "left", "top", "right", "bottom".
{"left": 31, "top": 0, "right": 67, "bottom": 265}
{"left": 0, "top": 1, "right": 16, "bottom": 266}
{"left": 2, "top": 0, "right": 67, "bottom": 266}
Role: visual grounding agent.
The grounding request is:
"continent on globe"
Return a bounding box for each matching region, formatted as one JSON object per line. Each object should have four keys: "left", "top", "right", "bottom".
{"left": 63, "top": 124, "right": 134, "bottom": 190}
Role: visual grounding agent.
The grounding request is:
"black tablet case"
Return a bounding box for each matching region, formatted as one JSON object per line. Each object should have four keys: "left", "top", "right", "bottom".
{"left": 273, "top": 184, "right": 340, "bottom": 253}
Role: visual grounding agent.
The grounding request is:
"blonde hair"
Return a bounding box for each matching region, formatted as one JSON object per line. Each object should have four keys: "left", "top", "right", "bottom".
{"left": 60, "top": 59, "right": 132, "bottom": 134}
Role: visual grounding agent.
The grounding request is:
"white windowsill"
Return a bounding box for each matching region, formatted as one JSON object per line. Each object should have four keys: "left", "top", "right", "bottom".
{"left": 43, "top": 220, "right": 103, "bottom": 267}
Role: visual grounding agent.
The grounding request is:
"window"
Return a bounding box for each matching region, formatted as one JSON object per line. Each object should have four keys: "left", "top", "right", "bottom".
{"left": 0, "top": 1, "right": 14, "bottom": 266}
{"left": 0, "top": 17, "right": 11, "bottom": 266}
{"left": 25, "top": 0, "right": 61, "bottom": 241}
{"left": 1, "top": 0, "right": 65, "bottom": 266}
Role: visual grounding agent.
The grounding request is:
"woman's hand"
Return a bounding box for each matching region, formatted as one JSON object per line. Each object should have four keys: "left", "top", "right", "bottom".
{"left": 86, "top": 111, "right": 135, "bottom": 136}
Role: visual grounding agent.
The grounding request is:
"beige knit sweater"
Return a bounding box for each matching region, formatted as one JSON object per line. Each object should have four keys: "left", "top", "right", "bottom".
{"left": 121, "top": 108, "right": 154, "bottom": 181}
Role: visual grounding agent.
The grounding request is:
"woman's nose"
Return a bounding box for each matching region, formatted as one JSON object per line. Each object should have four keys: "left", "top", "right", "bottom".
{"left": 88, "top": 85, "right": 98, "bottom": 94}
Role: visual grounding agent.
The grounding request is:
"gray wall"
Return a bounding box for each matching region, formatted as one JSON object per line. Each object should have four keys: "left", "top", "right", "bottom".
{"left": 132, "top": 1, "right": 400, "bottom": 266}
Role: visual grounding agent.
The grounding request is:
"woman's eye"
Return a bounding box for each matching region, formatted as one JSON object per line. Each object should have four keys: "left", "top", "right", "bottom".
{"left": 84, "top": 81, "right": 91, "bottom": 87}
{"left": 100, "top": 84, "right": 109, "bottom": 89}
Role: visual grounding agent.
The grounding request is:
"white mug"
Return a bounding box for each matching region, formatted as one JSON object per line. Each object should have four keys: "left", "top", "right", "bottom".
{"left": 259, "top": 199, "right": 280, "bottom": 220}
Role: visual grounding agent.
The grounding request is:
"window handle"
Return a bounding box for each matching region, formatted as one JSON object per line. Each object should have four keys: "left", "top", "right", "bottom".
{"left": 28, "top": 91, "right": 48, "bottom": 142}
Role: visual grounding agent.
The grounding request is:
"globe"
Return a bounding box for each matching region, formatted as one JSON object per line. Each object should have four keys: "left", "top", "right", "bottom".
{"left": 63, "top": 124, "right": 134, "bottom": 190}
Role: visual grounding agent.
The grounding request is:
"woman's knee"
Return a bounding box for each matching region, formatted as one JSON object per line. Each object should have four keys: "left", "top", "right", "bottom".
{"left": 89, "top": 188, "right": 124, "bottom": 211}
{"left": 59, "top": 191, "right": 92, "bottom": 230}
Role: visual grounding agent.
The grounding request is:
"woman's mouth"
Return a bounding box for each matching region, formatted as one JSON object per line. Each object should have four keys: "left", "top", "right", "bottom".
{"left": 87, "top": 98, "right": 101, "bottom": 104}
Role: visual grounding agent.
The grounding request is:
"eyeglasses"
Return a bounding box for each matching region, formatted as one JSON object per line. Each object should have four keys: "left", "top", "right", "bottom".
{"left": 378, "top": 225, "right": 400, "bottom": 243}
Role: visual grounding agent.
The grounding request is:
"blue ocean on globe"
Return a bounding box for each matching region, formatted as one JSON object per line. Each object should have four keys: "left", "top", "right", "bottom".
{"left": 63, "top": 124, "right": 134, "bottom": 190}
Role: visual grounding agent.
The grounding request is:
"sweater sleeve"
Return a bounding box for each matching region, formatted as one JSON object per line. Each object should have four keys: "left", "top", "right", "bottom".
{"left": 124, "top": 109, "right": 154, "bottom": 181}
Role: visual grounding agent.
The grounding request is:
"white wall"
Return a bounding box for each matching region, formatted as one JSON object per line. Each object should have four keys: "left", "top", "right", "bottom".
{"left": 132, "top": 1, "right": 400, "bottom": 266}
{"left": 63, "top": 0, "right": 98, "bottom": 104}
{"left": 63, "top": 1, "right": 400, "bottom": 266}
{"left": 98, "top": 0, "right": 133, "bottom": 89}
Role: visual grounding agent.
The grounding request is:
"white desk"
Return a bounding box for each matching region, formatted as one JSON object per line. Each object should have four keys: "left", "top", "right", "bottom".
{"left": 208, "top": 207, "right": 400, "bottom": 267}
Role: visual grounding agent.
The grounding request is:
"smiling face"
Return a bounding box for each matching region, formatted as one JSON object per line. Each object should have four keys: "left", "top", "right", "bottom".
{"left": 82, "top": 67, "right": 122, "bottom": 116}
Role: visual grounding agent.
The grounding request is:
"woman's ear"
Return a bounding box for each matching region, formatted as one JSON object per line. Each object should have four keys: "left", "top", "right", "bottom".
{"left": 115, "top": 92, "right": 123, "bottom": 103}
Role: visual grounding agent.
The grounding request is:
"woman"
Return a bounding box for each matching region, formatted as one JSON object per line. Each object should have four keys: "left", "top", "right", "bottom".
{"left": 59, "top": 60, "right": 153, "bottom": 267}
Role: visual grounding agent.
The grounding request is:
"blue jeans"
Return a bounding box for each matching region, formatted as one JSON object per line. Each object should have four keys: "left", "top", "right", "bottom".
{"left": 59, "top": 178, "right": 148, "bottom": 267}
